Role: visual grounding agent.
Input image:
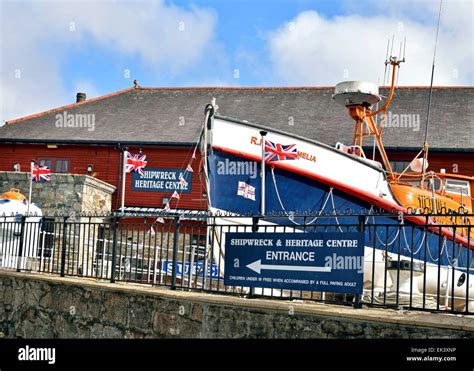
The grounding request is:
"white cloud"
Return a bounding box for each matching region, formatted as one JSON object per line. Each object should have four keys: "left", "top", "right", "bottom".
{"left": 268, "top": 1, "right": 473, "bottom": 86}
{"left": 0, "top": 0, "right": 217, "bottom": 122}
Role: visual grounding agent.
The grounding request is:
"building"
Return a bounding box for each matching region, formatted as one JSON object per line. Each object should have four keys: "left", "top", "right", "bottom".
{"left": 0, "top": 86, "right": 472, "bottom": 213}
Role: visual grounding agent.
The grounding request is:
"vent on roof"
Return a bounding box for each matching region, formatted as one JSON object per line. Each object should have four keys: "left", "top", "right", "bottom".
{"left": 76, "top": 92, "right": 86, "bottom": 103}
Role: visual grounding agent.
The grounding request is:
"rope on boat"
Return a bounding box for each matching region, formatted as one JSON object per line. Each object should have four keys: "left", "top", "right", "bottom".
{"left": 329, "top": 189, "right": 346, "bottom": 233}
{"left": 270, "top": 167, "right": 333, "bottom": 226}
{"left": 402, "top": 227, "right": 425, "bottom": 256}
{"left": 269, "top": 168, "right": 470, "bottom": 270}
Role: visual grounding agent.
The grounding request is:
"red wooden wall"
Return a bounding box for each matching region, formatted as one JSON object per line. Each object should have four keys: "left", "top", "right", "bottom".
{"left": 0, "top": 143, "right": 471, "bottom": 212}
{"left": 0, "top": 143, "right": 207, "bottom": 211}
{"left": 387, "top": 151, "right": 474, "bottom": 176}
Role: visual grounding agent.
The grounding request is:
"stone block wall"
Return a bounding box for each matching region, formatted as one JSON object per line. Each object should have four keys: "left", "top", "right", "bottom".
{"left": 0, "top": 171, "right": 116, "bottom": 216}
{"left": 0, "top": 272, "right": 472, "bottom": 339}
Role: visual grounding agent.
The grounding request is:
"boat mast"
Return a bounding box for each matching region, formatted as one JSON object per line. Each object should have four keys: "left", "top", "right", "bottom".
{"left": 260, "top": 131, "right": 267, "bottom": 216}
{"left": 421, "top": 0, "right": 443, "bottom": 181}
{"left": 347, "top": 55, "right": 404, "bottom": 180}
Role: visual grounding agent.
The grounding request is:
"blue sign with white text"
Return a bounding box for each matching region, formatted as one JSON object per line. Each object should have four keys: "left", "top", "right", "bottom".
{"left": 224, "top": 232, "right": 365, "bottom": 294}
{"left": 132, "top": 168, "right": 192, "bottom": 193}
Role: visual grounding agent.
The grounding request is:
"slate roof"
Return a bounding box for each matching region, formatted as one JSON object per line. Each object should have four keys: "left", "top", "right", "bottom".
{"left": 1, "top": 86, "right": 473, "bottom": 151}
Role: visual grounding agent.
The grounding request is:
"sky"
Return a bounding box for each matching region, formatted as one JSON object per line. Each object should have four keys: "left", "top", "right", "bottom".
{"left": 0, "top": 0, "right": 472, "bottom": 123}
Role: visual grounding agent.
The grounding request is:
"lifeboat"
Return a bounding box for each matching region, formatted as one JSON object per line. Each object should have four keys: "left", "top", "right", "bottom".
{"left": 202, "top": 54, "right": 474, "bottom": 310}
{"left": 0, "top": 188, "right": 42, "bottom": 270}
{"left": 0, "top": 188, "right": 27, "bottom": 202}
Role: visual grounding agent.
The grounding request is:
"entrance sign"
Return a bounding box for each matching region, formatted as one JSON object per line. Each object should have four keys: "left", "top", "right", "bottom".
{"left": 132, "top": 168, "right": 192, "bottom": 193}
{"left": 224, "top": 232, "right": 365, "bottom": 294}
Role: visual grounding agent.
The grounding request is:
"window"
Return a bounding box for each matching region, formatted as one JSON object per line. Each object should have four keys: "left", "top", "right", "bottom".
{"left": 38, "top": 159, "right": 53, "bottom": 170}
{"left": 445, "top": 179, "right": 470, "bottom": 197}
{"left": 38, "top": 158, "right": 70, "bottom": 173}
{"left": 389, "top": 160, "right": 411, "bottom": 173}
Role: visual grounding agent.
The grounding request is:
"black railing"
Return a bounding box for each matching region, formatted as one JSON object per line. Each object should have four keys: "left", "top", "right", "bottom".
{"left": 0, "top": 212, "right": 472, "bottom": 314}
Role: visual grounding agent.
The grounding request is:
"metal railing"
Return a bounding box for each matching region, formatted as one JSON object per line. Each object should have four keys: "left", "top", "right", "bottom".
{"left": 0, "top": 211, "right": 472, "bottom": 314}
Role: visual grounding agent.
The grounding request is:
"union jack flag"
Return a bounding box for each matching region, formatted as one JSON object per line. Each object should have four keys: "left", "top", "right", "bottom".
{"left": 31, "top": 165, "right": 51, "bottom": 182}
{"left": 125, "top": 152, "right": 147, "bottom": 175}
{"left": 264, "top": 140, "right": 298, "bottom": 162}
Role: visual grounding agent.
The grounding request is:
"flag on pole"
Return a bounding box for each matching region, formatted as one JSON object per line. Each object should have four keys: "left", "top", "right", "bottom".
{"left": 164, "top": 203, "right": 171, "bottom": 212}
{"left": 125, "top": 152, "right": 147, "bottom": 175}
{"left": 31, "top": 165, "right": 51, "bottom": 182}
{"left": 171, "top": 191, "right": 180, "bottom": 200}
{"left": 186, "top": 164, "right": 194, "bottom": 172}
{"left": 237, "top": 181, "right": 256, "bottom": 201}
{"left": 264, "top": 139, "right": 298, "bottom": 162}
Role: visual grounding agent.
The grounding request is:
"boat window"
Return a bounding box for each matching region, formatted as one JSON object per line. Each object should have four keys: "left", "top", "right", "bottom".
{"left": 445, "top": 179, "right": 470, "bottom": 196}
{"left": 427, "top": 178, "right": 442, "bottom": 192}
{"left": 402, "top": 178, "right": 442, "bottom": 192}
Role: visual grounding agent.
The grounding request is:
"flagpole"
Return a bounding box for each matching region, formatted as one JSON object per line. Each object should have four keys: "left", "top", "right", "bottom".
{"left": 260, "top": 131, "right": 267, "bottom": 216}
{"left": 27, "top": 160, "right": 35, "bottom": 215}
{"left": 121, "top": 149, "right": 128, "bottom": 213}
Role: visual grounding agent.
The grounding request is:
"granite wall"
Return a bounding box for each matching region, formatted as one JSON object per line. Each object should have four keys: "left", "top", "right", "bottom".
{"left": 0, "top": 171, "right": 116, "bottom": 217}
{"left": 0, "top": 272, "right": 472, "bottom": 339}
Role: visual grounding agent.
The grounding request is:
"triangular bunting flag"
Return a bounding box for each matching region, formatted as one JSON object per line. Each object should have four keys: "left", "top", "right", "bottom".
{"left": 156, "top": 217, "right": 165, "bottom": 224}
{"left": 171, "top": 191, "right": 180, "bottom": 200}
{"left": 179, "top": 175, "right": 188, "bottom": 187}
{"left": 186, "top": 164, "right": 194, "bottom": 172}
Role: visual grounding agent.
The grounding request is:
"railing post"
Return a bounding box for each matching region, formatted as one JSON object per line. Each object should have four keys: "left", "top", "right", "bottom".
{"left": 110, "top": 216, "right": 120, "bottom": 283}
{"left": 60, "top": 216, "right": 69, "bottom": 277}
{"left": 353, "top": 215, "right": 365, "bottom": 309}
{"left": 171, "top": 216, "right": 180, "bottom": 290}
{"left": 16, "top": 215, "right": 27, "bottom": 272}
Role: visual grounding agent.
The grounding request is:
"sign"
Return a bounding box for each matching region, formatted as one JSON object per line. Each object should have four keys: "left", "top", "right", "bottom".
{"left": 224, "top": 232, "right": 364, "bottom": 294}
{"left": 162, "top": 260, "right": 220, "bottom": 278}
{"left": 132, "top": 168, "right": 192, "bottom": 193}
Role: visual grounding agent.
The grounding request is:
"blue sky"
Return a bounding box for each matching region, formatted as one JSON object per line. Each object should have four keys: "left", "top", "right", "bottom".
{"left": 1, "top": 0, "right": 472, "bottom": 122}
{"left": 60, "top": 0, "right": 347, "bottom": 90}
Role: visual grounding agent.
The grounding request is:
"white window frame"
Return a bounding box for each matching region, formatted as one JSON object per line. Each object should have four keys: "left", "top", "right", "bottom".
{"left": 444, "top": 178, "right": 470, "bottom": 197}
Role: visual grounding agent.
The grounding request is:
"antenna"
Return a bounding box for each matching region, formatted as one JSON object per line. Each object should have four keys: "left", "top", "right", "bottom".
{"left": 383, "top": 38, "right": 390, "bottom": 86}
{"left": 403, "top": 37, "right": 407, "bottom": 60}
{"left": 421, "top": 0, "right": 443, "bottom": 179}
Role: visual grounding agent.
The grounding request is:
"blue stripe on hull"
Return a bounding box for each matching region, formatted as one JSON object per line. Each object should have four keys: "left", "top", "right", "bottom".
{"left": 209, "top": 150, "right": 473, "bottom": 271}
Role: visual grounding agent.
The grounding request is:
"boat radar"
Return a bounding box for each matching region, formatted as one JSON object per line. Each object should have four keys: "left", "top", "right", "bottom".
{"left": 331, "top": 54, "right": 405, "bottom": 178}
{"left": 333, "top": 81, "right": 381, "bottom": 108}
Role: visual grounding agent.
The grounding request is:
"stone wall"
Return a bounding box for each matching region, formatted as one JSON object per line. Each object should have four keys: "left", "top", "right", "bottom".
{"left": 0, "top": 271, "right": 472, "bottom": 339}
{"left": 0, "top": 171, "right": 116, "bottom": 216}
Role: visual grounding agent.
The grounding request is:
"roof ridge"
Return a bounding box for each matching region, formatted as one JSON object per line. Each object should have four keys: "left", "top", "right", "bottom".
{"left": 6, "top": 87, "right": 136, "bottom": 125}
{"left": 5, "top": 85, "right": 473, "bottom": 125}
{"left": 136, "top": 86, "right": 474, "bottom": 90}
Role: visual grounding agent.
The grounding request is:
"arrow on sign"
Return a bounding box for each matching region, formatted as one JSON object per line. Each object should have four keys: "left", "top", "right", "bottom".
{"left": 246, "top": 260, "right": 332, "bottom": 274}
